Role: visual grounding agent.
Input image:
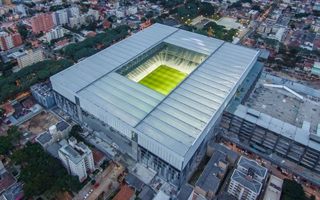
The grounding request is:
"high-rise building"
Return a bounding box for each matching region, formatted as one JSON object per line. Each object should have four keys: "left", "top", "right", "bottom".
{"left": 30, "top": 82, "right": 56, "bottom": 108}
{"left": 58, "top": 138, "right": 95, "bottom": 182}
{"left": 50, "top": 6, "right": 80, "bottom": 27}
{"left": 30, "top": 13, "right": 55, "bottom": 34}
{"left": 17, "top": 49, "right": 45, "bottom": 68}
{"left": 67, "top": 6, "right": 80, "bottom": 18}
{"left": 0, "top": 32, "right": 22, "bottom": 51}
{"left": 42, "top": 26, "right": 67, "bottom": 42}
{"left": 52, "top": 9, "right": 69, "bottom": 25}
{"left": 228, "top": 157, "right": 267, "bottom": 200}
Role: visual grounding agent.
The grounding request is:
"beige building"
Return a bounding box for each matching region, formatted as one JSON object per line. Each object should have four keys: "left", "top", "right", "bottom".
{"left": 263, "top": 175, "right": 283, "bottom": 200}
{"left": 17, "top": 49, "right": 45, "bottom": 68}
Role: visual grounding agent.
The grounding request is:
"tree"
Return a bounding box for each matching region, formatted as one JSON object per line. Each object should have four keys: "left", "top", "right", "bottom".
{"left": 0, "top": 59, "right": 73, "bottom": 103}
{"left": 0, "top": 126, "right": 21, "bottom": 155}
{"left": 62, "top": 25, "right": 129, "bottom": 61}
{"left": 0, "top": 108, "right": 4, "bottom": 122}
{"left": 310, "top": 195, "right": 316, "bottom": 200}
{"left": 281, "top": 179, "right": 308, "bottom": 200}
{"left": 199, "top": 2, "right": 215, "bottom": 16}
{"left": 229, "top": 1, "right": 242, "bottom": 9}
{"left": 71, "top": 124, "right": 83, "bottom": 134}
{"left": 0, "top": 137, "right": 13, "bottom": 155}
{"left": 145, "top": 11, "right": 154, "bottom": 19}
{"left": 17, "top": 24, "right": 29, "bottom": 39}
{"left": 252, "top": 5, "right": 261, "bottom": 11}
{"left": 69, "top": 124, "right": 84, "bottom": 142}
{"left": 7, "top": 126, "right": 21, "bottom": 142}
{"left": 11, "top": 143, "right": 82, "bottom": 198}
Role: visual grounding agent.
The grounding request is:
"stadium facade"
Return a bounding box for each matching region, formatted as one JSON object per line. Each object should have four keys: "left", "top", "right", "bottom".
{"left": 50, "top": 24, "right": 260, "bottom": 186}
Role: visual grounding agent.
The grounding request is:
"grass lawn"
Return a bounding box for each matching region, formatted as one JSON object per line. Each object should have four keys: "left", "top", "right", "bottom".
{"left": 139, "top": 65, "right": 187, "bottom": 95}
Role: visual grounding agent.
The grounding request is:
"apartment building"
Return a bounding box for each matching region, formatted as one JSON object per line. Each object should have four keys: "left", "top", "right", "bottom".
{"left": 17, "top": 49, "right": 44, "bottom": 68}
{"left": 228, "top": 157, "right": 267, "bottom": 200}
{"left": 0, "top": 32, "right": 22, "bottom": 51}
{"left": 58, "top": 137, "right": 95, "bottom": 182}
{"left": 31, "top": 13, "right": 55, "bottom": 34}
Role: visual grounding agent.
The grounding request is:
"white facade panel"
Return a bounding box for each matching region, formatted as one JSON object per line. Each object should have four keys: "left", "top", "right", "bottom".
{"left": 138, "top": 130, "right": 184, "bottom": 170}
{"left": 164, "top": 29, "right": 224, "bottom": 55}
{"left": 51, "top": 78, "right": 76, "bottom": 103}
{"left": 80, "top": 95, "right": 133, "bottom": 139}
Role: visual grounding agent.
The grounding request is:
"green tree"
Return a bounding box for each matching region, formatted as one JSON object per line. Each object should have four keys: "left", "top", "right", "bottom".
{"left": 0, "top": 108, "right": 4, "bottom": 121}
{"left": 0, "top": 126, "right": 21, "bottom": 155}
{"left": 69, "top": 124, "right": 84, "bottom": 142}
{"left": 199, "top": 2, "right": 215, "bottom": 16}
{"left": 281, "top": 179, "right": 308, "bottom": 200}
{"left": 0, "top": 59, "right": 73, "bottom": 103}
{"left": 0, "top": 137, "right": 13, "bottom": 155}
{"left": 17, "top": 24, "right": 29, "bottom": 39}
{"left": 7, "top": 126, "right": 21, "bottom": 142}
{"left": 11, "top": 143, "right": 82, "bottom": 197}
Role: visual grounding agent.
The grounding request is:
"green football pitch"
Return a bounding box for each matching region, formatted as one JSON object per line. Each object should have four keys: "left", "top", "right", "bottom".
{"left": 139, "top": 65, "right": 187, "bottom": 95}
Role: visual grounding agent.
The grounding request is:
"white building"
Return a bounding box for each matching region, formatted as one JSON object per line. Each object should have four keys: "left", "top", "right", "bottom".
{"left": 58, "top": 138, "right": 95, "bottom": 182}
{"left": 15, "top": 4, "right": 27, "bottom": 16}
{"left": 263, "top": 175, "right": 283, "bottom": 200}
{"left": 0, "top": 31, "right": 14, "bottom": 50}
{"left": 88, "top": 9, "right": 99, "bottom": 21}
{"left": 50, "top": 23, "right": 260, "bottom": 186}
{"left": 69, "top": 15, "right": 86, "bottom": 28}
{"left": 52, "top": 9, "right": 69, "bottom": 25}
{"left": 52, "top": 6, "right": 80, "bottom": 26}
{"left": 17, "top": 49, "right": 44, "bottom": 68}
{"left": 42, "top": 26, "right": 68, "bottom": 42}
{"left": 68, "top": 6, "right": 80, "bottom": 18}
{"left": 228, "top": 157, "right": 268, "bottom": 200}
{"left": 127, "top": 6, "right": 138, "bottom": 15}
{"left": 115, "top": 10, "right": 125, "bottom": 18}
{"left": 268, "top": 27, "right": 286, "bottom": 42}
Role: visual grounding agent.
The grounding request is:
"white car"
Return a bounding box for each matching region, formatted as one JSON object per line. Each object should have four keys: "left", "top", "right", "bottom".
{"left": 112, "top": 142, "right": 119, "bottom": 149}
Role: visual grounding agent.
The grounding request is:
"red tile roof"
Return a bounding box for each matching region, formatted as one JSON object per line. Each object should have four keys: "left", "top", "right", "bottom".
{"left": 92, "top": 149, "right": 105, "bottom": 165}
{"left": 113, "top": 185, "right": 134, "bottom": 200}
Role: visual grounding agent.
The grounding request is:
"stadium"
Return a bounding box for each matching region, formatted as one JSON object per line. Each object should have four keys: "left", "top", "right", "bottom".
{"left": 50, "top": 24, "right": 260, "bottom": 186}
{"left": 116, "top": 43, "right": 207, "bottom": 95}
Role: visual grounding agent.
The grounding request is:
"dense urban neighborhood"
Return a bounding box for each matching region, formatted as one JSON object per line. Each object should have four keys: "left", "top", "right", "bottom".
{"left": 0, "top": 0, "right": 320, "bottom": 200}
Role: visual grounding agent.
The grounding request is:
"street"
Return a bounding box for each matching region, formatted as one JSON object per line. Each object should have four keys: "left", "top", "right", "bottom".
{"left": 87, "top": 162, "right": 124, "bottom": 200}
{"left": 73, "top": 162, "right": 124, "bottom": 200}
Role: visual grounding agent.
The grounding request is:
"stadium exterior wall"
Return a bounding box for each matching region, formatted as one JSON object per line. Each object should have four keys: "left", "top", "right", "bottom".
{"left": 79, "top": 95, "right": 134, "bottom": 139}
{"left": 52, "top": 80, "right": 76, "bottom": 104}
{"left": 137, "top": 129, "right": 185, "bottom": 170}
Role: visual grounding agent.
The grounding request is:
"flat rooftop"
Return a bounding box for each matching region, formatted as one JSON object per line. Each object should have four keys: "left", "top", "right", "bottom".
{"left": 234, "top": 75, "right": 320, "bottom": 152}
{"left": 196, "top": 150, "right": 228, "bottom": 193}
{"left": 51, "top": 23, "right": 259, "bottom": 169}
{"left": 231, "top": 169, "right": 262, "bottom": 194}
{"left": 244, "top": 77, "right": 320, "bottom": 134}
{"left": 237, "top": 156, "right": 267, "bottom": 179}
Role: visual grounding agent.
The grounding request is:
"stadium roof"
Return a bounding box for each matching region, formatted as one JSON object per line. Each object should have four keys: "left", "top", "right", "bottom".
{"left": 51, "top": 24, "right": 259, "bottom": 169}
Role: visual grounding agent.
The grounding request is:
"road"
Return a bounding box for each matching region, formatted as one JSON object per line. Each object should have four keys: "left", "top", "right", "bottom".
{"left": 87, "top": 162, "right": 124, "bottom": 200}
{"left": 73, "top": 162, "right": 124, "bottom": 200}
